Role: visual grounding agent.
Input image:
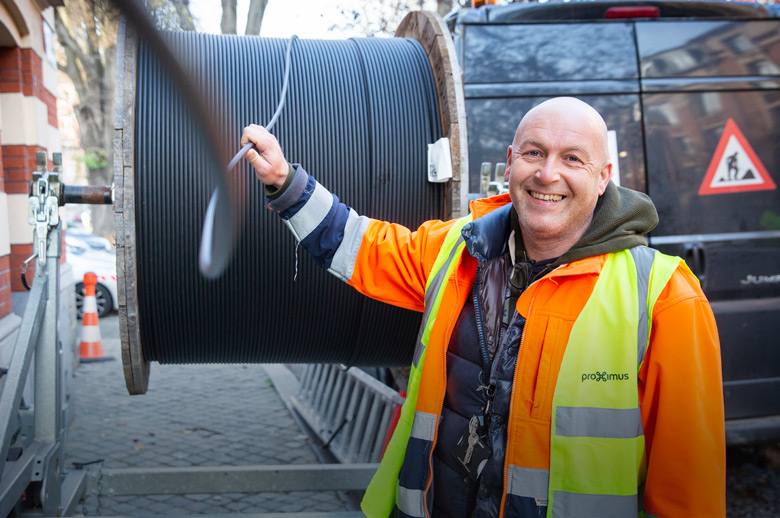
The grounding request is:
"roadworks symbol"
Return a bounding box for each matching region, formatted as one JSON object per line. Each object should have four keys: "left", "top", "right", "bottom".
{"left": 699, "top": 118, "right": 777, "bottom": 196}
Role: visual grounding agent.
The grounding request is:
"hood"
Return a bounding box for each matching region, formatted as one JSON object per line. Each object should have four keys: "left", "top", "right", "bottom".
{"left": 556, "top": 181, "right": 658, "bottom": 266}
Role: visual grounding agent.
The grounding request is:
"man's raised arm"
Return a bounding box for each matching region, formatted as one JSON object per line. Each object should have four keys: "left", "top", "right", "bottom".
{"left": 240, "top": 125, "right": 454, "bottom": 313}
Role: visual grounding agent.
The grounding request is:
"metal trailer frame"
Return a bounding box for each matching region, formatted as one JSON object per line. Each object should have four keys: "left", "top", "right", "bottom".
{"left": 0, "top": 155, "right": 375, "bottom": 516}
{"left": 0, "top": 227, "right": 84, "bottom": 516}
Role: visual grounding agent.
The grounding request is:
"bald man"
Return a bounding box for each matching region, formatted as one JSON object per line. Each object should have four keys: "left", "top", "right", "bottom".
{"left": 242, "top": 97, "right": 725, "bottom": 518}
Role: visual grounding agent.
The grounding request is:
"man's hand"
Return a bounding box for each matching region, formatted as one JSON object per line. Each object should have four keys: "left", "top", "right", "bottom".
{"left": 241, "top": 124, "right": 289, "bottom": 189}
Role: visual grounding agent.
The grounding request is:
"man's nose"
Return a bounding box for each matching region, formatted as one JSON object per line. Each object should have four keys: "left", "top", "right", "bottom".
{"left": 535, "top": 159, "right": 559, "bottom": 183}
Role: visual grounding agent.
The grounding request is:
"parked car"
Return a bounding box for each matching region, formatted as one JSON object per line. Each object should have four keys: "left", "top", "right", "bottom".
{"left": 66, "top": 225, "right": 114, "bottom": 252}
{"left": 66, "top": 234, "right": 118, "bottom": 319}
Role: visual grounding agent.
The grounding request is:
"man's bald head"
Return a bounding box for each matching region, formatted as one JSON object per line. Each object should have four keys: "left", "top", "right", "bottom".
{"left": 514, "top": 97, "right": 610, "bottom": 166}
{"left": 504, "top": 97, "right": 614, "bottom": 260}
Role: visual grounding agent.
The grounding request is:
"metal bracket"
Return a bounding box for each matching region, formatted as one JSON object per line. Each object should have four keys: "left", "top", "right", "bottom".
{"left": 36, "top": 442, "right": 63, "bottom": 516}
{"left": 27, "top": 152, "right": 61, "bottom": 270}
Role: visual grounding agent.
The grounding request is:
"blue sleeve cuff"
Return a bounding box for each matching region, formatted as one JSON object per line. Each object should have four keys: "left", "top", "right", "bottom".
{"left": 266, "top": 164, "right": 309, "bottom": 215}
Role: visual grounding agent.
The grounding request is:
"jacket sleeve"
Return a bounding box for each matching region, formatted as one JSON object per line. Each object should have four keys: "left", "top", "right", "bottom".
{"left": 638, "top": 265, "right": 726, "bottom": 518}
{"left": 266, "top": 165, "right": 454, "bottom": 312}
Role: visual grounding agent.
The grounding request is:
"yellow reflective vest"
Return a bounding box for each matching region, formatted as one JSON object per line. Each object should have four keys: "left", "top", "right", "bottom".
{"left": 362, "top": 214, "right": 684, "bottom": 518}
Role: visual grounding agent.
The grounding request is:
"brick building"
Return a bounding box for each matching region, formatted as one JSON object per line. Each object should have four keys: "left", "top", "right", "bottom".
{"left": 1, "top": 1, "right": 73, "bottom": 396}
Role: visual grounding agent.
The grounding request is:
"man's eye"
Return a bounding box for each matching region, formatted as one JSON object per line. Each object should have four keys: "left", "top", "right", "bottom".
{"left": 566, "top": 155, "right": 581, "bottom": 163}
{"left": 526, "top": 150, "right": 541, "bottom": 157}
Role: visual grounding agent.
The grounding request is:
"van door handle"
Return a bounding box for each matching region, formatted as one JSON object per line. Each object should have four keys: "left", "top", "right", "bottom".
{"left": 683, "top": 243, "right": 707, "bottom": 286}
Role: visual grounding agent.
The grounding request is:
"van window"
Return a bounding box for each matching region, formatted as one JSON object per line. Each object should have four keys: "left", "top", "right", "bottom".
{"left": 463, "top": 23, "right": 637, "bottom": 84}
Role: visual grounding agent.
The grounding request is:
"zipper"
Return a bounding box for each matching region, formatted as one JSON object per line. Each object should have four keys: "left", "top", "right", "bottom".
{"left": 473, "top": 261, "right": 500, "bottom": 424}
{"left": 472, "top": 262, "right": 492, "bottom": 389}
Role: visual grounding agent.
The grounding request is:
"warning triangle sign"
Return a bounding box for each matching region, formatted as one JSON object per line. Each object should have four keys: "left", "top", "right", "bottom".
{"left": 699, "top": 119, "right": 777, "bottom": 195}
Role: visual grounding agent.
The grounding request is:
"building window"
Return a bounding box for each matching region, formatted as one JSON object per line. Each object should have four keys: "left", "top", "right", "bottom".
{"left": 43, "top": 19, "right": 56, "bottom": 68}
{"left": 700, "top": 92, "right": 722, "bottom": 115}
{"left": 724, "top": 34, "right": 754, "bottom": 54}
{"left": 748, "top": 59, "right": 780, "bottom": 76}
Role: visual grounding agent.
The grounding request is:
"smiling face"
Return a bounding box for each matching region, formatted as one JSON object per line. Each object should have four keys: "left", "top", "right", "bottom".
{"left": 505, "top": 98, "right": 612, "bottom": 260}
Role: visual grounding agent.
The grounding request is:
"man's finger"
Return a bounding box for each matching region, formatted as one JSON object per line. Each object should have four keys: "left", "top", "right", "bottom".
{"left": 245, "top": 148, "right": 265, "bottom": 172}
{"left": 241, "top": 124, "right": 263, "bottom": 146}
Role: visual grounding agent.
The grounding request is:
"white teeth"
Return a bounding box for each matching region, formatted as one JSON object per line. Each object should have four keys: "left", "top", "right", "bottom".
{"left": 530, "top": 191, "right": 564, "bottom": 202}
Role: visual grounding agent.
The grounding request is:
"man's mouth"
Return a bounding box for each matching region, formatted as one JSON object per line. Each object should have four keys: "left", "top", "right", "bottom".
{"left": 529, "top": 191, "right": 564, "bottom": 202}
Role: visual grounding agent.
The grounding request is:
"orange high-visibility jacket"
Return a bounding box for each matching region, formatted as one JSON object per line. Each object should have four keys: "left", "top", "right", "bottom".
{"left": 268, "top": 168, "right": 726, "bottom": 517}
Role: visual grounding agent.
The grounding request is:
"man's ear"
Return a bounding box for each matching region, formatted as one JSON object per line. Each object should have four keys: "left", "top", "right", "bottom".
{"left": 505, "top": 146, "right": 513, "bottom": 182}
{"left": 598, "top": 162, "right": 612, "bottom": 195}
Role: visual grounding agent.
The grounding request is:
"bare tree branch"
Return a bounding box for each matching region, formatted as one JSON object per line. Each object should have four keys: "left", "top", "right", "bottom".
{"left": 54, "top": 0, "right": 119, "bottom": 236}
{"left": 221, "top": 0, "right": 237, "bottom": 34}
{"left": 172, "top": 0, "right": 196, "bottom": 30}
{"left": 53, "top": 9, "right": 90, "bottom": 89}
{"left": 437, "top": 0, "right": 454, "bottom": 16}
{"left": 245, "top": 0, "right": 268, "bottom": 35}
{"left": 331, "top": 0, "right": 442, "bottom": 37}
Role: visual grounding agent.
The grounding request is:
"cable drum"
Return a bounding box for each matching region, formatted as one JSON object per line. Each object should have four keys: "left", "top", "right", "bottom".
{"left": 114, "top": 12, "right": 468, "bottom": 394}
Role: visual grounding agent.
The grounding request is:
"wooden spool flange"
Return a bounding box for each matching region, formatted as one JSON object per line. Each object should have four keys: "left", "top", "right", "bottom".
{"left": 114, "top": 17, "right": 149, "bottom": 395}
{"left": 396, "top": 11, "right": 469, "bottom": 220}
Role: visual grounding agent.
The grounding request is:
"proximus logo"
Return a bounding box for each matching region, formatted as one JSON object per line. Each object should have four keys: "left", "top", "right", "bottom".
{"left": 581, "top": 372, "right": 630, "bottom": 382}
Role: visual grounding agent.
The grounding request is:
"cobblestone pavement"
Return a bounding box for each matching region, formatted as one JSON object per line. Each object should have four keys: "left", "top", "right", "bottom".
{"left": 64, "top": 315, "right": 353, "bottom": 516}
{"left": 65, "top": 316, "right": 780, "bottom": 517}
{"left": 727, "top": 442, "right": 780, "bottom": 518}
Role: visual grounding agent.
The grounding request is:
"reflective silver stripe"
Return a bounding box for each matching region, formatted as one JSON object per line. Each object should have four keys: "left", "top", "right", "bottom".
{"left": 410, "top": 411, "right": 437, "bottom": 441}
{"left": 552, "top": 491, "right": 639, "bottom": 518}
{"left": 507, "top": 465, "right": 549, "bottom": 500}
{"left": 411, "top": 334, "right": 426, "bottom": 368}
{"left": 629, "top": 246, "right": 656, "bottom": 368}
{"left": 650, "top": 229, "right": 780, "bottom": 245}
{"left": 285, "top": 181, "right": 334, "bottom": 242}
{"left": 412, "top": 235, "right": 465, "bottom": 367}
{"left": 328, "top": 208, "right": 370, "bottom": 282}
{"left": 396, "top": 486, "right": 426, "bottom": 517}
{"left": 555, "top": 407, "right": 642, "bottom": 439}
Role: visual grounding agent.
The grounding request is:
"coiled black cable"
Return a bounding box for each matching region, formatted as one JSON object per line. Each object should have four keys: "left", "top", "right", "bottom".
{"left": 201, "top": 35, "right": 297, "bottom": 274}
{"left": 227, "top": 34, "right": 297, "bottom": 172}
{"left": 133, "top": 33, "right": 444, "bottom": 365}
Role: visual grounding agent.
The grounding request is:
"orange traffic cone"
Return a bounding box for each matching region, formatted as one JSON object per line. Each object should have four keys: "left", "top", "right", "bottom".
{"left": 79, "top": 272, "right": 111, "bottom": 362}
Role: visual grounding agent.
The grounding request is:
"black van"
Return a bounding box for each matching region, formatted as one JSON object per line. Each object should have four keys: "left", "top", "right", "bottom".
{"left": 446, "top": 0, "right": 780, "bottom": 444}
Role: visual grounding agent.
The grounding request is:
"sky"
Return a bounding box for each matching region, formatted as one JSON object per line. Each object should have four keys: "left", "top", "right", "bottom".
{"left": 189, "top": 0, "right": 370, "bottom": 39}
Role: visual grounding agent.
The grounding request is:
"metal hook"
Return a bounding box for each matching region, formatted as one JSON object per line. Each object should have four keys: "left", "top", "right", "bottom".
{"left": 20, "top": 253, "right": 37, "bottom": 291}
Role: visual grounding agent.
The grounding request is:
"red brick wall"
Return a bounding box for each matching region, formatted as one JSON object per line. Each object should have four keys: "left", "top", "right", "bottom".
{"left": 0, "top": 133, "right": 4, "bottom": 193}
{"left": 2, "top": 144, "right": 48, "bottom": 194}
{"left": 0, "top": 129, "right": 5, "bottom": 313}
{"left": 10, "top": 244, "right": 34, "bottom": 292}
{"left": 2, "top": 237, "right": 67, "bottom": 298}
{"left": 1, "top": 42, "right": 61, "bottom": 302}
{"left": 0, "top": 255, "right": 11, "bottom": 319}
{"left": 0, "top": 131, "right": 5, "bottom": 312}
{"left": 0, "top": 47, "right": 57, "bottom": 126}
